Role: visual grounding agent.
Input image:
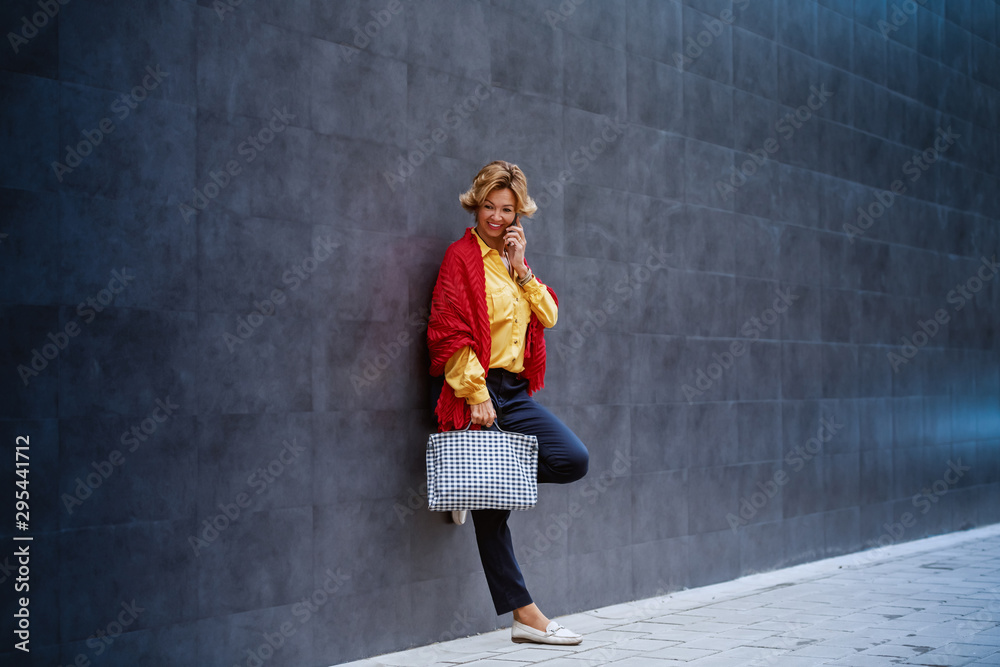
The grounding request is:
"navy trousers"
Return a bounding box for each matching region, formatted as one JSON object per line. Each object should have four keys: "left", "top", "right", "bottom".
{"left": 471, "top": 369, "right": 589, "bottom": 615}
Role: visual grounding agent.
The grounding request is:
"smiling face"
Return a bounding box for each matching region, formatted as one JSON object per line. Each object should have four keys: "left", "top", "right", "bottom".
{"left": 475, "top": 187, "right": 517, "bottom": 250}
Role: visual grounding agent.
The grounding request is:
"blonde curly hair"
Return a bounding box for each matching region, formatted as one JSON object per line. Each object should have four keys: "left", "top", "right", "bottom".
{"left": 459, "top": 160, "right": 538, "bottom": 217}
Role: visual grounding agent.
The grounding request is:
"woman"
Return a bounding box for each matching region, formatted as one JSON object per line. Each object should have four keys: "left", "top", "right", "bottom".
{"left": 427, "top": 161, "right": 590, "bottom": 645}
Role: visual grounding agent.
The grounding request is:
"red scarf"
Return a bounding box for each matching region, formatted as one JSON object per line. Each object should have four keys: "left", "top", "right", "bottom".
{"left": 427, "top": 228, "right": 556, "bottom": 431}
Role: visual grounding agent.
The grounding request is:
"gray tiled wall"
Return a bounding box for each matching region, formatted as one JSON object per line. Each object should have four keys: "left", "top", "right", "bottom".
{"left": 2, "top": 0, "right": 999, "bottom": 665}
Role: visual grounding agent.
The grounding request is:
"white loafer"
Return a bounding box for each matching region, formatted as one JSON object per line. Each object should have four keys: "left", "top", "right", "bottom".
{"left": 511, "top": 620, "right": 582, "bottom": 645}
{"left": 451, "top": 510, "right": 467, "bottom": 525}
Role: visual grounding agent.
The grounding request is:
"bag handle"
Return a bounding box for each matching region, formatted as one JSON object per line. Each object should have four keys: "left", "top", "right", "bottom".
{"left": 462, "top": 397, "right": 510, "bottom": 433}
{"left": 461, "top": 420, "right": 512, "bottom": 433}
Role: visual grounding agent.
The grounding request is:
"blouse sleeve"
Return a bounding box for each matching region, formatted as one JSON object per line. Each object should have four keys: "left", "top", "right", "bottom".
{"left": 443, "top": 345, "right": 490, "bottom": 406}
{"left": 520, "top": 276, "right": 558, "bottom": 328}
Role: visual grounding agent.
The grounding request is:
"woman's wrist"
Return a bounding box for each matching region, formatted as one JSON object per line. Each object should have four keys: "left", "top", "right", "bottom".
{"left": 516, "top": 267, "right": 533, "bottom": 287}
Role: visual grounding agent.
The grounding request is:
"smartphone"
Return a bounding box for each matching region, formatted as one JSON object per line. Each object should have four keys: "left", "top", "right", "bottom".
{"left": 506, "top": 214, "right": 519, "bottom": 248}
{"left": 505, "top": 214, "right": 520, "bottom": 270}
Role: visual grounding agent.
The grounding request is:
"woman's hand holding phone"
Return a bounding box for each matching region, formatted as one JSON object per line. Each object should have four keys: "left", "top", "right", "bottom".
{"left": 504, "top": 215, "right": 528, "bottom": 279}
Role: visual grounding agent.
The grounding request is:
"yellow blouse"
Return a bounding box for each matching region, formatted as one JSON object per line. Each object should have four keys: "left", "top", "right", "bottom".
{"left": 444, "top": 231, "right": 558, "bottom": 405}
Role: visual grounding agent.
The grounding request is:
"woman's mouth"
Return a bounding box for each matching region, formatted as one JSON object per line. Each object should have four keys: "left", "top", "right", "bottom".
{"left": 488, "top": 222, "right": 503, "bottom": 230}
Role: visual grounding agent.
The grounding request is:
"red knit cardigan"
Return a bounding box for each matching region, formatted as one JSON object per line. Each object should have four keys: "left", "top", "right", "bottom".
{"left": 427, "top": 228, "right": 557, "bottom": 432}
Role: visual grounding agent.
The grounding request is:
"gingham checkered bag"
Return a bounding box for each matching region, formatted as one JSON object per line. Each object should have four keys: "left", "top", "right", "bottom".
{"left": 426, "top": 421, "right": 538, "bottom": 511}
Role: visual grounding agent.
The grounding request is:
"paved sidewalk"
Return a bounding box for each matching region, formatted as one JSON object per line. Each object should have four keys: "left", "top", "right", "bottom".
{"left": 340, "top": 523, "right": 1000, "bottom": 666}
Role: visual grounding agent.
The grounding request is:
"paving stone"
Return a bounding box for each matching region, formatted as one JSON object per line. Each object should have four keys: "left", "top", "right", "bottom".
{"left": 786, "top": 643, "right": 857, "bottom": 659}
{"left": 864, "top": 605, "right": 929, "bottom": 616}
{"left": 765, "top": 656, "right": 832, "bottom": 667}
{"left": 823, "top": 655, "right": 904, "bottom": 666}
{"left": 444, "top": 652, "right": 516, "bottom": 664}
{"left": 608, "top": 659, "right": 690, "bottom": 667}
{"left": 645, "top": 613, "right": 718, "bottom": 626}
{"left": 619, "top": 623, "right": 708, "bottom": 642}
{"left": 685, "top": 646, "right": 778, "bottom": 665}
{"left": 645, "top": 644, "right": 721, "bottom": 661}
{"left": 444, "top": 661, "right": 532, "bottom": 666}
{"left": 496, "top": 646, "right": 575, "bottom": 662}
{"left": 936, "top": 643, "right": 1000, "bottom": 658}
{"left": 962, "top": 632, "right": 1000, "bottom": 647}
{"left": 612, "top": 637, "right": 687, "bottom": 652}
{"left": 861, "top": 642, "right": 934, "bottom": 658}
{"left": 682, "top": 620, "right": 755, "bottom": 634}
{"left": 581, "top": 628, "right": 652, "bottom": 643}
{"left": 533, "top": 647, "right": 643, "bottom": 666}
{"left": 680, "top": 635, "right": 759, "bottom": 651}
{"left": 747, "top": 619, "right": 813, "bottom": 633}
{"left": 896, "top": 654, "right": 978, "bottom": 666}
